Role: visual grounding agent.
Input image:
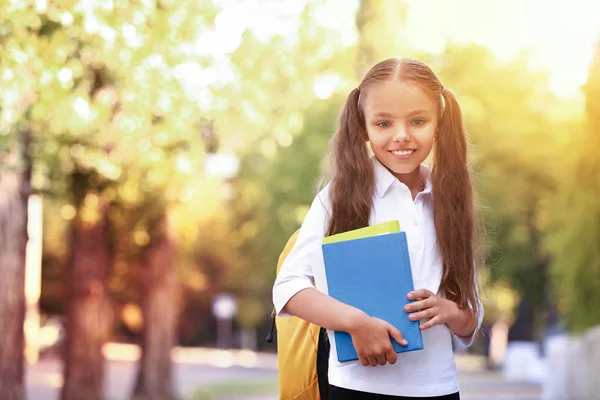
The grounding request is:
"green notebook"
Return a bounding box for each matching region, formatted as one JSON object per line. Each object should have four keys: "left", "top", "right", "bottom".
{"left": 322, "top": 220, "right": 401, "bottom": 244}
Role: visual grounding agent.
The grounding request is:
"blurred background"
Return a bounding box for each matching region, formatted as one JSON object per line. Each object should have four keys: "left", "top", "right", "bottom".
{"left": 1, "top": 0, "right": 599, "bottom": 399}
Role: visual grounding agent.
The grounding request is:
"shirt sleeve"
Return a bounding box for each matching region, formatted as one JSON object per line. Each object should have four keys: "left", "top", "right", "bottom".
{"left": 272, "top": 187, "right": 330, "bottom": 317}
{"left": 454, "top": 274, "right": 484, "bottom": 347}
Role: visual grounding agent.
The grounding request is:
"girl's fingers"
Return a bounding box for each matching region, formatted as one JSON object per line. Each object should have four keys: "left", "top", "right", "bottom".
{"left": 376, "top": 354, "right": 387, "bottom": 366}
{"left": 420, "top": 315, "right": 441, "bottom": 330}
{"left": 386, "top": 348, "right": 398, "bottom": 365}
{"left": 386, "top": 323, "right": 408, "bottom": 346}
{"left": 367, "top": 356, "right": 378, "bottom": 367}
{"left": 404, "top": 297, "right": 435, "bottom": 312}
{"left": 407, "top": 289, "right": 433, "bottom": 300}
{"left": 409, "top": 307, "right": 437, "bottom": 321}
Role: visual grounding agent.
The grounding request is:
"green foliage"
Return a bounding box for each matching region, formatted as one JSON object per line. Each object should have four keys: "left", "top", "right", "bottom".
{"left": 3, "top": 0, "right": 598, "bottom": 341}
{"left": 0, "top": 0, "right": 219, "bottom": 332}
{"left": 217, "top": 4, "right": 588, "bottom": 336}
{"left": 205, "top": 2, "right": 357, "bottom": 329}
{"left": 549, "top": 42, "right": 600, "bottom": 332}
{"left": 226, "top": 97, "right": 342, "bottom": 327}
{"left": 1, "top": 0, "right": 211, "bottom": 204}
{"left": 425, "top": 45, "right": 572, "bottom": 327}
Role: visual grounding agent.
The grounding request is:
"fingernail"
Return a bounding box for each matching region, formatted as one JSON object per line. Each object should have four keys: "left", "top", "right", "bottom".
{"left": 409, "top": 314, "right": 414, "bottom": 320}
{"left": 401, "top": 339, "right": 408, "bottom": 345}
{"left": 404, "top": 305, "right": 410, "bottom": 311}
{"left": 407, "top": 293, "right": 413, "bottom": 299}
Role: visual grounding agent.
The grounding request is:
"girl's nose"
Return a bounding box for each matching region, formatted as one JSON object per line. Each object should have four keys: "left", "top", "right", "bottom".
{"left": 392, "top": 125, "right": 410, "bottom": 142}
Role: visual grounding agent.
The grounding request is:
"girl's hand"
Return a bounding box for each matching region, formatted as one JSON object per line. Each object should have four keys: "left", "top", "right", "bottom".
{"left": 404, "top": 289, "right": 460, "bottom": 330}
{"left": 347, "top": 314, "right": 408, "bottom": 367}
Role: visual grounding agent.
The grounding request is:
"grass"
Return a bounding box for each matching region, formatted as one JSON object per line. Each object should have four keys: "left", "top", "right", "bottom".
{"left": 191, "top": 377, "right": 278, "bottom": 400}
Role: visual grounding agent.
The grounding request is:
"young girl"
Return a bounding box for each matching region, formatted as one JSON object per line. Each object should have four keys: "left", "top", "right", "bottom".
{"left": 273, "top": 58, "right": 483, "bottom": 399}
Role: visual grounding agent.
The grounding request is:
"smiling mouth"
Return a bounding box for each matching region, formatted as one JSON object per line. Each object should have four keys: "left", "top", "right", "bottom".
{"left": 390, "top": 149, "right": 416, "bottom": 156}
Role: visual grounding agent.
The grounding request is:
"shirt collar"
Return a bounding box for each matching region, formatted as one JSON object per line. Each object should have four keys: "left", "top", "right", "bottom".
{"left": 372, "top": 156, "right": 433, "bottom": 199}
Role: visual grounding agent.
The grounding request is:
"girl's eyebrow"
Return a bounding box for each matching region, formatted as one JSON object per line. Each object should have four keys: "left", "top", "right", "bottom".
{"left": 372, "top": 109, "right": 433, "bottom": 119}
{"left": 373, "top": 112, "right": 395, "bottom": 118}
{"left": 405, "top": 109, "right": 432, "bottom": 117}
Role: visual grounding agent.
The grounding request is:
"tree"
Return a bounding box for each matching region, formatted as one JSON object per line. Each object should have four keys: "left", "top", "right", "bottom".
{"left": 61, "top": 184, "right": 113, "bottom": 400}
{"left": 1, "top": 0, "right": 215, "bottom": 397}
{"left": 0, "top": 10, "right": 36, "bottom": 396}
{"left": 226, "top": 97, "right": 342, "bottom": 336}
{"left": 431, "top": 44, "right": 571, "bottom": 334}
{"left": 0, "top": 127, "right": 31, "bottom": 400}
{"left": 61, "top": 63, "right": 119, "bottom": 400}
{"left": 217, "top": 2, "right": 357, "bottom": 338}
{"left": 0, "top": 3, "right": 121, "bottom": 396}
{"left": 131, "top": 212, "right": 178, "bottom": 400}
{"left": 549, "top": 41, "right": 600, "bottom": 332}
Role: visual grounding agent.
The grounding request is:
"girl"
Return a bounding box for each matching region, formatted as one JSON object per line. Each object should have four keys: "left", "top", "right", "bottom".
{"left": 273, "top": 58, "right": 483, "bottom": 399}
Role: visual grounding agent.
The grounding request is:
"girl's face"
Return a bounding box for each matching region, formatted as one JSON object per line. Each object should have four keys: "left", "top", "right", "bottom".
{"left": 363, "top": 80, "right": 438, "bottom": 179}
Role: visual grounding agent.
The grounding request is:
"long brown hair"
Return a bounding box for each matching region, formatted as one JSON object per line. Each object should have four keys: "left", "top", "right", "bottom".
{"left": 322, "top": 58, "right": 481, "bottom": 315}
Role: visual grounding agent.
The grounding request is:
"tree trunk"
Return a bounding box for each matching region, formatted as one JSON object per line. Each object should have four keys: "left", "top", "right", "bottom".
{"left": 62, "top": 187, "right": 112, "bottom": 400}
{"left": 132, "top": 213, "right": 178, "bottom": 400}
{"left": 0, "top": 130, "right": 31, "bottom": 400}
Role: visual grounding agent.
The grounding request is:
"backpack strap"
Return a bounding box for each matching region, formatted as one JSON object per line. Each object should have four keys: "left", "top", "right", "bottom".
{"left": 316, "top": 327, "right": 330, "bottom": 400}
{"left": 265, "top": 312, "right": 276, "bottom": 343}
{"left": 266, "top": 230, "right": 301, "bottom": 343}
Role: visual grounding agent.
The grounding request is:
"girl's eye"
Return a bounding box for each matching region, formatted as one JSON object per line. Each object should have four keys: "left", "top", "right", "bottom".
{"left": 377, "top": 121, "right": 391, "bottom": 127}
{"left": 412, "top": 119, "right": 426, "bottom": 126}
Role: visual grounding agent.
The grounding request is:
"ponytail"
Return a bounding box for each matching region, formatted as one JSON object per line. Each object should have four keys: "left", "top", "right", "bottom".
{"left": 325, "top": 87, "right": 374, "bottom": 236}
{"left": 438, "top": 89, "right": 468, "bottom": 165}
{"left": 432, "top": 88, "right": 479, "bottom": 315}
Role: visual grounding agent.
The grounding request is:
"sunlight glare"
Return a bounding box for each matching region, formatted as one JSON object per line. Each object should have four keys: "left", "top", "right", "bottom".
{"left": 193, "top": 0, "right": 600, "bottom": 99}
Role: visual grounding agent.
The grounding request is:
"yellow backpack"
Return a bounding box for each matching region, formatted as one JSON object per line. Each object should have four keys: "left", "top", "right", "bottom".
{"left": 266, "top": 230, "right": 329, "bottom": 400}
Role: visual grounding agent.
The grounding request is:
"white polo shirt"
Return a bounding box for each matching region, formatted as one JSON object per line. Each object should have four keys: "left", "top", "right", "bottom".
{"left": 272, "top": 156, "right": 483, "bottom": 397}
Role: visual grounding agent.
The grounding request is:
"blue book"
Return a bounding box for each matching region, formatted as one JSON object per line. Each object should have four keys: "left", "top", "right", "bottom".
{"left": 322, "top": 232, "right": 424, "bottom": 362}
